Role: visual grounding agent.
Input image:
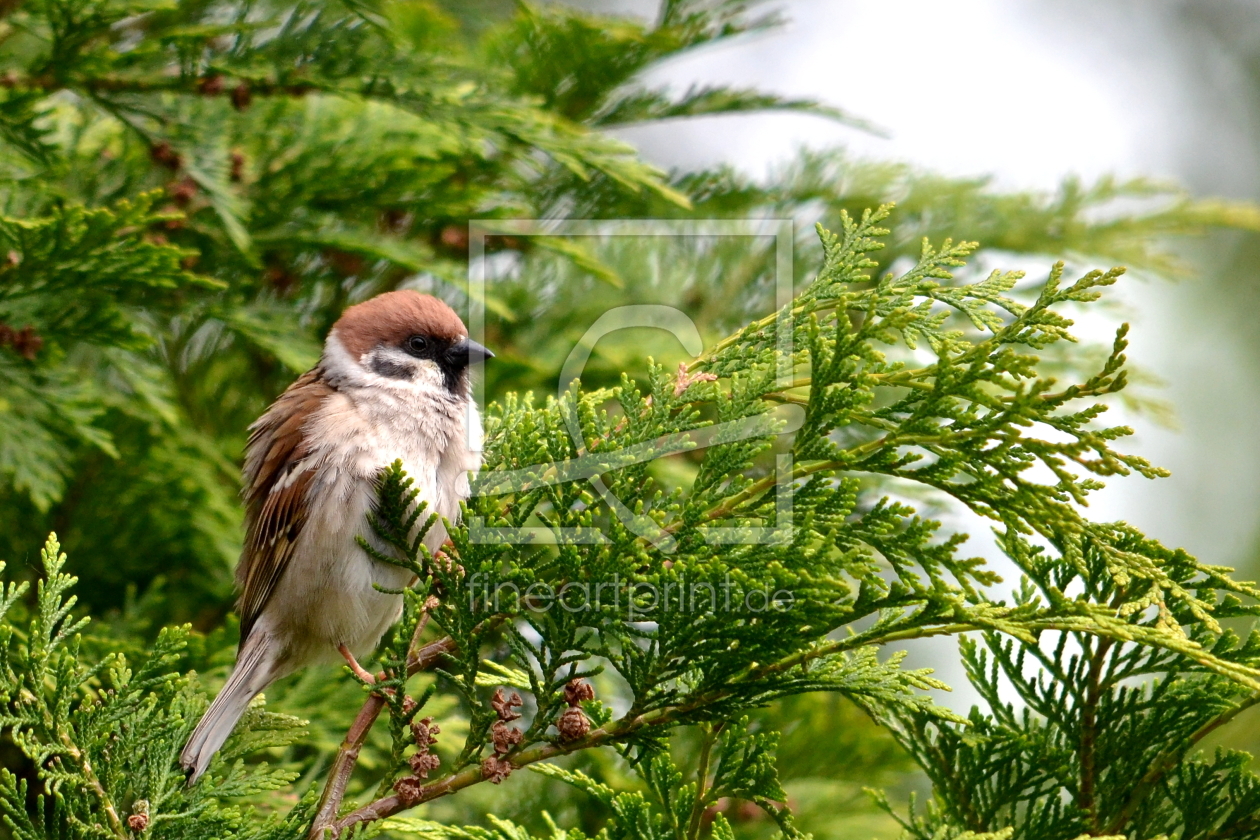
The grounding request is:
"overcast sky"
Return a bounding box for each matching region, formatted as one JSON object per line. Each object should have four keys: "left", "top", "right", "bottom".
{"left": 595, "top": 0, "right": 1254, "bottom": 191}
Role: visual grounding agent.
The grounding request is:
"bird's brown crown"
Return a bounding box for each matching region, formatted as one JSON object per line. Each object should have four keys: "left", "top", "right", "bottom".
{"left": 332, "top": 291, "right": 467, "bottom": 359}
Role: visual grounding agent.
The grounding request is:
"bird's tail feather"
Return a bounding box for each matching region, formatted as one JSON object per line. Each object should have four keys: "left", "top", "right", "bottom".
{"left": 181, "top": 632, "right": 280, "bottom": 784}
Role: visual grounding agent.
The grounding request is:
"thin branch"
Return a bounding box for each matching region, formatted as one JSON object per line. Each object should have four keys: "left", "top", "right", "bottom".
{"left": 60, "top": 732, "right": 126, "bottom": 840}
{"left": 405, "top": 596, "right": 441, "bottom": 673}
{"left": 1104, "top": 690, "right": 1260, "bottom": 834}
{"left": 315, "top": 603, "right": 1260, "bottom": 839}
{"left": 5, "top": 73, "right": 322, "bottom": 97}
{"left": 684, "top": 723, "right": 721, "bottom": 840}
{"left": 1204, "top": 813, "right": 1260, "bottom": 840}
{"left": 315, "top": 615, "right": 1114, "bottom": 836}
{"left": 309, "top": 693, "right": 386, "bottom": 839}
{"left": 668, "top": 430, "right": 968, "bottom": 534}
{"left": 308, "top": 632, "right": 457, "bottom": 840}
{"left": 1077, "top": 636, "right": 1113, "bottom": 828}
{"left": 329, "top": 708, "right": 675, "bottom": 837}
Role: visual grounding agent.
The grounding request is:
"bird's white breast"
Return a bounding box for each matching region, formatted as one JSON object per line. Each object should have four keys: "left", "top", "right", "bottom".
{"left": 260, "top": 335, "right": 482, "bottom": 666}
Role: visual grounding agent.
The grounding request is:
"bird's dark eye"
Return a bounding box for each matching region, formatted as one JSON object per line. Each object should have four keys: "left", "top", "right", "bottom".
{"left": 405, "top": 335, "right": 429, "bottom": 356}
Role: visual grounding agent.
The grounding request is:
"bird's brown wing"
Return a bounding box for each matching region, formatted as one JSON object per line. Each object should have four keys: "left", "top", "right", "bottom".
{"left": 236, "top": 369, "right": 334, "bottom": 646}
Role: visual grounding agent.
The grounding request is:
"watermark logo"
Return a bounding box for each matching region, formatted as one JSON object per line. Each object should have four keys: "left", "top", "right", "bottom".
{"left": 466, "top": 220, "right": 798, "bottom": 549}
{"left": 466, "top": 572, "right": 796, "bottom": 620}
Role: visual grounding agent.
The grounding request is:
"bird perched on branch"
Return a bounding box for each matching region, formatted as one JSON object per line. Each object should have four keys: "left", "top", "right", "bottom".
{"left": 181, "top": 291, "right": 491, "bottom": 783}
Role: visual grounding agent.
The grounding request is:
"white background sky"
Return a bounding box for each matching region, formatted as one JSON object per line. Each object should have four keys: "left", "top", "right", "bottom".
{"left": 596, "top": 0, "right": 1259, "bottom": 192}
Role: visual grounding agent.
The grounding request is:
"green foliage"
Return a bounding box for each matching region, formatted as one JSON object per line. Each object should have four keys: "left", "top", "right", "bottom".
{"left": 0, "top": 0, "right": 757, "bottom": 615}
{"left": 6, "top": 207, "right": 1260, "bottom": 838}
{"left": 866, "top": 547, "right": 1260, "bottom": 840}
{"left": 6, "top": 2, "right": 1260, "bottom": 840}
{"left": 0, "top": 195, "right": 205, "bottom": 509}
{"left": 0, "top": 0, "right": 1254, "bottom": 624}
{"left": 331, "top": 209, "right": 1260, "bottom": 840}
{"left": 0, "top": 534, "right": 307, "bottom": 840}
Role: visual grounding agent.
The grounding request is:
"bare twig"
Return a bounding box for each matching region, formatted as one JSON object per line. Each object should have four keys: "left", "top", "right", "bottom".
{"left": 405, "top": 596, "right": 440, "bottom": 673}
{"left": 308, "top": 627, "right": 457, "bottom": 840}
{"left": 310, "top": 693, "right": 387, "bottom": 839}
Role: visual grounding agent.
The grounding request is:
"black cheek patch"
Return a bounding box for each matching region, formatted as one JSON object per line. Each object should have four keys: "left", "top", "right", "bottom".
{"left": 370, "top": 355, "right": 415, "bottom": 380}
{"left": 439, "top": 361, "right": 469, "bottom": 394}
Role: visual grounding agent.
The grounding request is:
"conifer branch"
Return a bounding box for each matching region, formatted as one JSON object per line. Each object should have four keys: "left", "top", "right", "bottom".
{"left": 329, "top": 704, "right": 690, "bottom": 836}
{"left": 8, "top": 3, "right": 1260, "bottom": 839}
{"left": 1104, "top": 690, "right": 1260, "bottom": 834}
{"left": 310, "top": 695, "right": 385, "bottom": 838}
{"left": 310, "top": 630, "right": 458, "bottom": 839}
{"left": 1077, "top": 636, "right": 1112, "bottom": 828}
{"left": 684, "top": 723, "right": 721, "bottom": 840}
{"left": 319, "top": 599, "right": 1260, "bottom": 836}
{"left": 59, "top": 732, "right": 127, "bottom": 840}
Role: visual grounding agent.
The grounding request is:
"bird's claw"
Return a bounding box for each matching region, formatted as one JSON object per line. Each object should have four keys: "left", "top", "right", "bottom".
{"left": 338, "top": 643, "right": 377, "bottom": 685}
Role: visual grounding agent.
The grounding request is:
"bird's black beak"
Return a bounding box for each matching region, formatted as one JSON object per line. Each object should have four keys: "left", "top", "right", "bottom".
{"left": 449, "top": 338, "right": 494, "bottom": 368}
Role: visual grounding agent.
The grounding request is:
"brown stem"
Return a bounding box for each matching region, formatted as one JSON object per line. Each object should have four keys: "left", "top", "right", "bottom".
{"left": 684, "top": 723, "right": 721, "bottom": 840}
{"left": 309, "top": 694, "right": 387, "bottom": 839}
{"left": 1104, "top": 690, "right": 1260, "bottom": 835}
{"left": 329, "top": 710, "right": 669, "bottom": 837}
{"left": 405, "top": 597, "right": 440, "bottom": 672}
{"left": 308, "top": 634, "right": 457, "bottom": 840}
{"left": 1077, "top": 636, "right": 1112, "bottom": 828}
{"left": 324, "top": 614, "right": 979, "bottom": 839}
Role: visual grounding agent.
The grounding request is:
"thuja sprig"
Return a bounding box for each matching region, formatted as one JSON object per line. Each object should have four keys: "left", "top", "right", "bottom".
{"left": 0, "top": 535, "right": 305, "bottom": 839}
{"left": 308, "top": 207, "right": 1260, "bottom": 838}
{"left": 356, "top": 460, "right": 439, "bottom": 578}
{"left": 10, "top": 203, "right": 1260, "bottom": 840}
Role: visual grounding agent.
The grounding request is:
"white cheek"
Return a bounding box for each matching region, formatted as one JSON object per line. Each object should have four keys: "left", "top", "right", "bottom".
{"left": 414, "top": 359, "right": 444, "bottom": 388}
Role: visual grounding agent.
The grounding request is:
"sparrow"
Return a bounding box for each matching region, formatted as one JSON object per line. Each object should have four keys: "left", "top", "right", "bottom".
{"left": 180, "top": 290, "right": 491, "bottom": 783}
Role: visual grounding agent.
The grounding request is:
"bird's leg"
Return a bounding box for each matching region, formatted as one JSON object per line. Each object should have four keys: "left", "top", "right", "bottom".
{"left": 338, "top": 643, "right": 376, "bottom": 685}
